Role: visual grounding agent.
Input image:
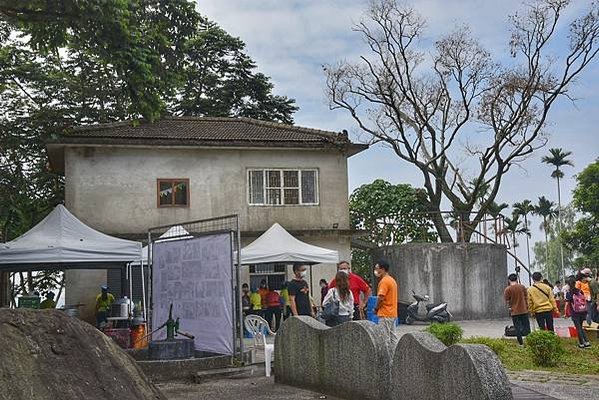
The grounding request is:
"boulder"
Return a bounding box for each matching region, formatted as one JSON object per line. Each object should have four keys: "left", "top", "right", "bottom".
{"left": 0, "top": 309, "right": 164, "bottom": 400}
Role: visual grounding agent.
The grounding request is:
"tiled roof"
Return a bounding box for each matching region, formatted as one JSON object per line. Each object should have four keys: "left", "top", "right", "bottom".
{"left": 61, "top": 116, "right": 352, "bottom": 145}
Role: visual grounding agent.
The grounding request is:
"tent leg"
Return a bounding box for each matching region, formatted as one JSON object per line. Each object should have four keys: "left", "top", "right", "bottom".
{"left": 140, "top": 258, "right": 147, "bottom": 320}
{"left": 128, "top": 263, "right": 133, "bottom": 316}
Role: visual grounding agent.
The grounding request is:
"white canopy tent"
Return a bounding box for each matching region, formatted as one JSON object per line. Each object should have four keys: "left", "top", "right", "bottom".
{"left": 131, "top": 225, "right": 192, "bottom": 266}
{"left": 0, "top": 204, "right": 143, "bottom": 314}
{"left": 240, "top": 223, "right": 339, "bottom": 265}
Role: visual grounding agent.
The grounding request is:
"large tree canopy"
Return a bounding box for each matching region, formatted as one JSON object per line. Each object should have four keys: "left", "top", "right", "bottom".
{"left": 563, "top": 159, "right": 599, "bottom": 267}
{"left": 326, "top": 0, "right": 599, "bottom": 242}
{"left": 0, "top": 1, "right": 297, "bottom": 299}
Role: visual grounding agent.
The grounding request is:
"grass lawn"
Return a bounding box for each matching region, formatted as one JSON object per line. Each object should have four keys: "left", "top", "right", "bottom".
{"left": 462, "top": 336, "right": 599, "bottom": 375}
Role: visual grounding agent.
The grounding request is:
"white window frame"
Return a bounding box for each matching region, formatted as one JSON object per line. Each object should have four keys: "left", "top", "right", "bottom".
{"left": 247, "top": 168, "right": 319, "bottom": 206}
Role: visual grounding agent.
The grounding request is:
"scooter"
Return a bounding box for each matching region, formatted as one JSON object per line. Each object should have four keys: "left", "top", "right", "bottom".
{"left": 405, "top": 289, "right": 452, "bottom": 325}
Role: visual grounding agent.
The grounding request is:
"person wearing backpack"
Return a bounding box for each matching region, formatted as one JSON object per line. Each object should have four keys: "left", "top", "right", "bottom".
{"left": 504, "top": 273, "right": 530, "bottom": 346}
{"left": 527, "top": 272, "right": 558, "bottom": 331}
{"left": 322, "top": 270, "right": 354, "bottom": 327}
{"left": 565, "top": 276, "right": 591, "bottom": 348}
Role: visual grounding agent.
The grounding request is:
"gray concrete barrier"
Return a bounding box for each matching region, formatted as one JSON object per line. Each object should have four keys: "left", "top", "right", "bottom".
{"left": 275, "top": 317, "right": 512, "bottom": 400}
{"left": 392, "top": 332, "right": 512, "bottom": 400}
{"left": 274, "top": 316, "right": 390, "bottom": 400}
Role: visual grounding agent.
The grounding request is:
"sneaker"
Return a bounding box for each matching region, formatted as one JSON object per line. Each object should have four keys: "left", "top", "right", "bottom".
{"left": 584, "top": 342, "right": 592, "bottom": 348}
{"left": 578, "top": 343, "right": 586, "bottom": 349}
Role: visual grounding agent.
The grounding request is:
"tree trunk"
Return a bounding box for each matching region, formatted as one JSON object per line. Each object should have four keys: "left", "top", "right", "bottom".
{"left": 556, "top": 175, "right": 566, "bottom": 281}
{"left": 524, "top": 214, "right": 531, "bottom": 276}
{"left": 430, "top": 212, "right": 453, "bottom": 243}
{"left": 543, "top": 218, "right": 550, "bottom": 279}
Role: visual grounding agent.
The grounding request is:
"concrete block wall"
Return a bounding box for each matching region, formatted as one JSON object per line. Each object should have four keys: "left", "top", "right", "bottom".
{"left": 275, "top": 317, "right": 513, "bottom": 400}
{"left": 375, "top": 243, "right": 509, "bottom": 320}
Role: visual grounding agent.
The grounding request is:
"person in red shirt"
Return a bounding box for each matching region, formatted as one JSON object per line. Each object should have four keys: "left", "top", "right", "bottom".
{"left": 329, "top": 261, "right": 372, "bottom": 320}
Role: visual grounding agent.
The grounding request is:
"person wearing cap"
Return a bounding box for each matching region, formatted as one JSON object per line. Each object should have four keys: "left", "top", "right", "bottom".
{"left": 40, "top": 292, "right": 56, "bottom": 309}
{"left": 576, "top": 268, "right": 594, "bottom": 325}
{"left": 95, "top": 285, "right": 115, "bottom": 328}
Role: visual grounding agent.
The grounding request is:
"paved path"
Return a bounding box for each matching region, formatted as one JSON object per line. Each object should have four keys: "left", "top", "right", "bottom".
{"left": 160, "top": 377, "right": 564, "bottom": 399}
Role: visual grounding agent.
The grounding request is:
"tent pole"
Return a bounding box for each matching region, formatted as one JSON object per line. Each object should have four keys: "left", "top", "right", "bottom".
{"left": 140, "top": 258, "right": 147, "bottom": 320}
{"left": 128, "top": 263, "right": 133, "bottom": 316}
{"left": 309, "top": 264, "right": 313, "bottom": 305}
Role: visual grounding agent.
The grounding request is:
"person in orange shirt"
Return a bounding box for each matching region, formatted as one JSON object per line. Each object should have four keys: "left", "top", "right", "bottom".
{"left": 576, "top": 268, "right": 593, "bottom": 325}
{"left": 374, "top": 260, "right": 398, "bottom": 351}
{"left": 258, "top": 279, "right": 269, "bottom": 311}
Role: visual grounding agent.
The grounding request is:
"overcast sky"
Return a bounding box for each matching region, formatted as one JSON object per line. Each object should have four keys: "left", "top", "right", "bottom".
{"left": 197, "top": 0, "right": 599, "bottom": 268}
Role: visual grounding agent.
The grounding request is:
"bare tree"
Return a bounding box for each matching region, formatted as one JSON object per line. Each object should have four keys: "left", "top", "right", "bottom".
{"left": 326, "top": 0, "right": 599, "bottom": 242}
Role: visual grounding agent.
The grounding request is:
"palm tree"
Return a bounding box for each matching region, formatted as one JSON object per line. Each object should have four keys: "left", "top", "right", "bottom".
{"left": 542, "top": 148, "right": 574, "bottom": 281}
{"left": 513, "top": 200, "right": 535, "bottom": 279}
{"left": 534, "top": 196, "right": 557, "bottom": 277}
{"left": 502, "top": 215, "right": 530, "bottom": 282}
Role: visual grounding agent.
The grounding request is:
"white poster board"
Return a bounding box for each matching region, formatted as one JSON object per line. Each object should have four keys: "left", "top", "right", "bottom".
{"left": 151, "top": 233, "right": 234, "bottom": 355}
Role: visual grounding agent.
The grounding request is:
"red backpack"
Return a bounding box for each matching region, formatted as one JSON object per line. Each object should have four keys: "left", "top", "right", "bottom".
{"left": 572, "top": 290, "right": 587, "bottom": 313}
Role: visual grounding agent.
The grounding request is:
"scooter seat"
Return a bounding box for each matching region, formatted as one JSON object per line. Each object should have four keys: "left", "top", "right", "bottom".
{"left": 425, "top": 303, "right": 444, "bottom": 310}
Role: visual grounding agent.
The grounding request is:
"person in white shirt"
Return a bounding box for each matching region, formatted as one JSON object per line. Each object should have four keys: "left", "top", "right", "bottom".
{"left": 322, "top": 270, "right": 354, "bottom": 327}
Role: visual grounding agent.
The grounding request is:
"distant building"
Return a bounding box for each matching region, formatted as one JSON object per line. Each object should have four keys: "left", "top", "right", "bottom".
{"left": 48, "top": 116, "right": 367, "bottom": 322}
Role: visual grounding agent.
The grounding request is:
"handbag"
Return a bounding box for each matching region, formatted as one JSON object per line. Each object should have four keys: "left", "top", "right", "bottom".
{"left": 321, "top": 289, "right": 340, "bottom": 321}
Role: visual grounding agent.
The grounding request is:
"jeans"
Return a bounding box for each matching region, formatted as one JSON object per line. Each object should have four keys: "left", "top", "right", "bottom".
{"left": 264, "top": 307, "right": 282, "bottom": 332}
{"left": 325, "top": 314, "right": 351, "bottom": 327}
{"left": 512, "top": 313, "right": 531, "bottom": 345}
{"left": 572, "top": 314, "right": 589, "bottom": 345}
{"left": 353, "top": 304, "right": 362, "bottom": 321}
{"left": 96, "top": 311, "right": 108, "bottom": 328}
{"left": 535, "top": 311, "right": 554, "bottom": 332}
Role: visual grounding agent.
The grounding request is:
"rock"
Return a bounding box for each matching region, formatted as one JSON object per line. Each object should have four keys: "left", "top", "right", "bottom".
{"left": 0, "top": 308, "right": 165, "bottom": 400}
{"left": 274, "top": 317, "right": 513, "bottom": 400}
{"left": 274, "top": 316, "right": 390, "bottom": 400}
{"left": 391, "top": 332, "right": 513, "bottom": 400}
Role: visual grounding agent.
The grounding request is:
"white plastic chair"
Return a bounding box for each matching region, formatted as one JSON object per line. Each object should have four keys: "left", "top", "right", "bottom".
{"left": 244, "top": 314, "right": 275, "bottom": 377}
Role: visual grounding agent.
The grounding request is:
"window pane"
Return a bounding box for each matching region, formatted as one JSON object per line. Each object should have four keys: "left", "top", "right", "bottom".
{"left": 249, "top": 171, "right": 264, "bottom": 204}
{"left": 266, "top": 189, "right": 281, "bottom": 205}
{"left": 301, "top": 171, "right": 317, "bottom": 203}
{"left": 284, "top": 189, "right": 299, "bottom": 205}
{"left": 267, "top": 170, "right": 281, "bottom": 187}
{"left": 159, "top": 181, "right": 173, "bottom": 205}
{"left": 174, "top": 181, "right": 188, "bottom": 205}
{"left": 283, "top": 170, "right": 298, "bottom": 187}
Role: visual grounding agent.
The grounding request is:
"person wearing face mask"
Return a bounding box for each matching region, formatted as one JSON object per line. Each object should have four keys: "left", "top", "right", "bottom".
{"left": 329, "top": 261, "right": 372, "bottom": 320}
{"left": 288, "top": 264, "right": 313, "bottom": 317}
{"left": 373, "top": 260, "right": 398, "bottom": 350}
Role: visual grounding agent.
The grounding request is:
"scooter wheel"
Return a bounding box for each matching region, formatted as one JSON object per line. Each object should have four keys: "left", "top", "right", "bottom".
{"left": 405, "top": 316, "right": 414, "bottom": 325}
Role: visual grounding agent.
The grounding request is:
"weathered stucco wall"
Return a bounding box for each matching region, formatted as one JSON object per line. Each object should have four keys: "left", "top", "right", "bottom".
{"left": 375, "top": 243, "right": 508, "bottom": 320}
{"left": 64, "top": 146, "right": 350, "bottom": 234}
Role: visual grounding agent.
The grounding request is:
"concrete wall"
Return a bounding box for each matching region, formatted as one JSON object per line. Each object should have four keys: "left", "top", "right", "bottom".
{"left": 275, "top": 317, "right": 391, "bottom": 400}
{"left": 275, "top": 317, "right": 513, "bottom": 400}
{"left": 375, "top": 243, "right": 508, "bottom": 320}
{"left": 64, "top": 146, "right": 350, "bottom": 234}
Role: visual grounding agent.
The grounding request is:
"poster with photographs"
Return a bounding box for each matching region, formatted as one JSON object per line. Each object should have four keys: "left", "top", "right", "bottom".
{"left": 152, "top": 233, "right": 234, "bottom": 355}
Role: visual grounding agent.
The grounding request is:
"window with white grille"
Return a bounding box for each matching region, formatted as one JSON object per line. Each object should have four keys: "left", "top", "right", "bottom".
{"left": 248, "top": 169, "right": 318, "bottom": 206}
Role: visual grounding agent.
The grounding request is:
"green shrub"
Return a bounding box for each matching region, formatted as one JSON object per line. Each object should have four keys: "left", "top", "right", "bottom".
{"left": 425, "top": 322, "right": 463, "bottom": 346}
{"left": 462, "top": 337, "right": 508, "bottom": 356}
{"left": 526, "top": 331, "right": 565, "bottom": 367}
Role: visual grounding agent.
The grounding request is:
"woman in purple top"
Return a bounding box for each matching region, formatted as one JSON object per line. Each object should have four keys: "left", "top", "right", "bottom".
{"left": 565, "top": 277, "right": 591, "bottom": 348}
